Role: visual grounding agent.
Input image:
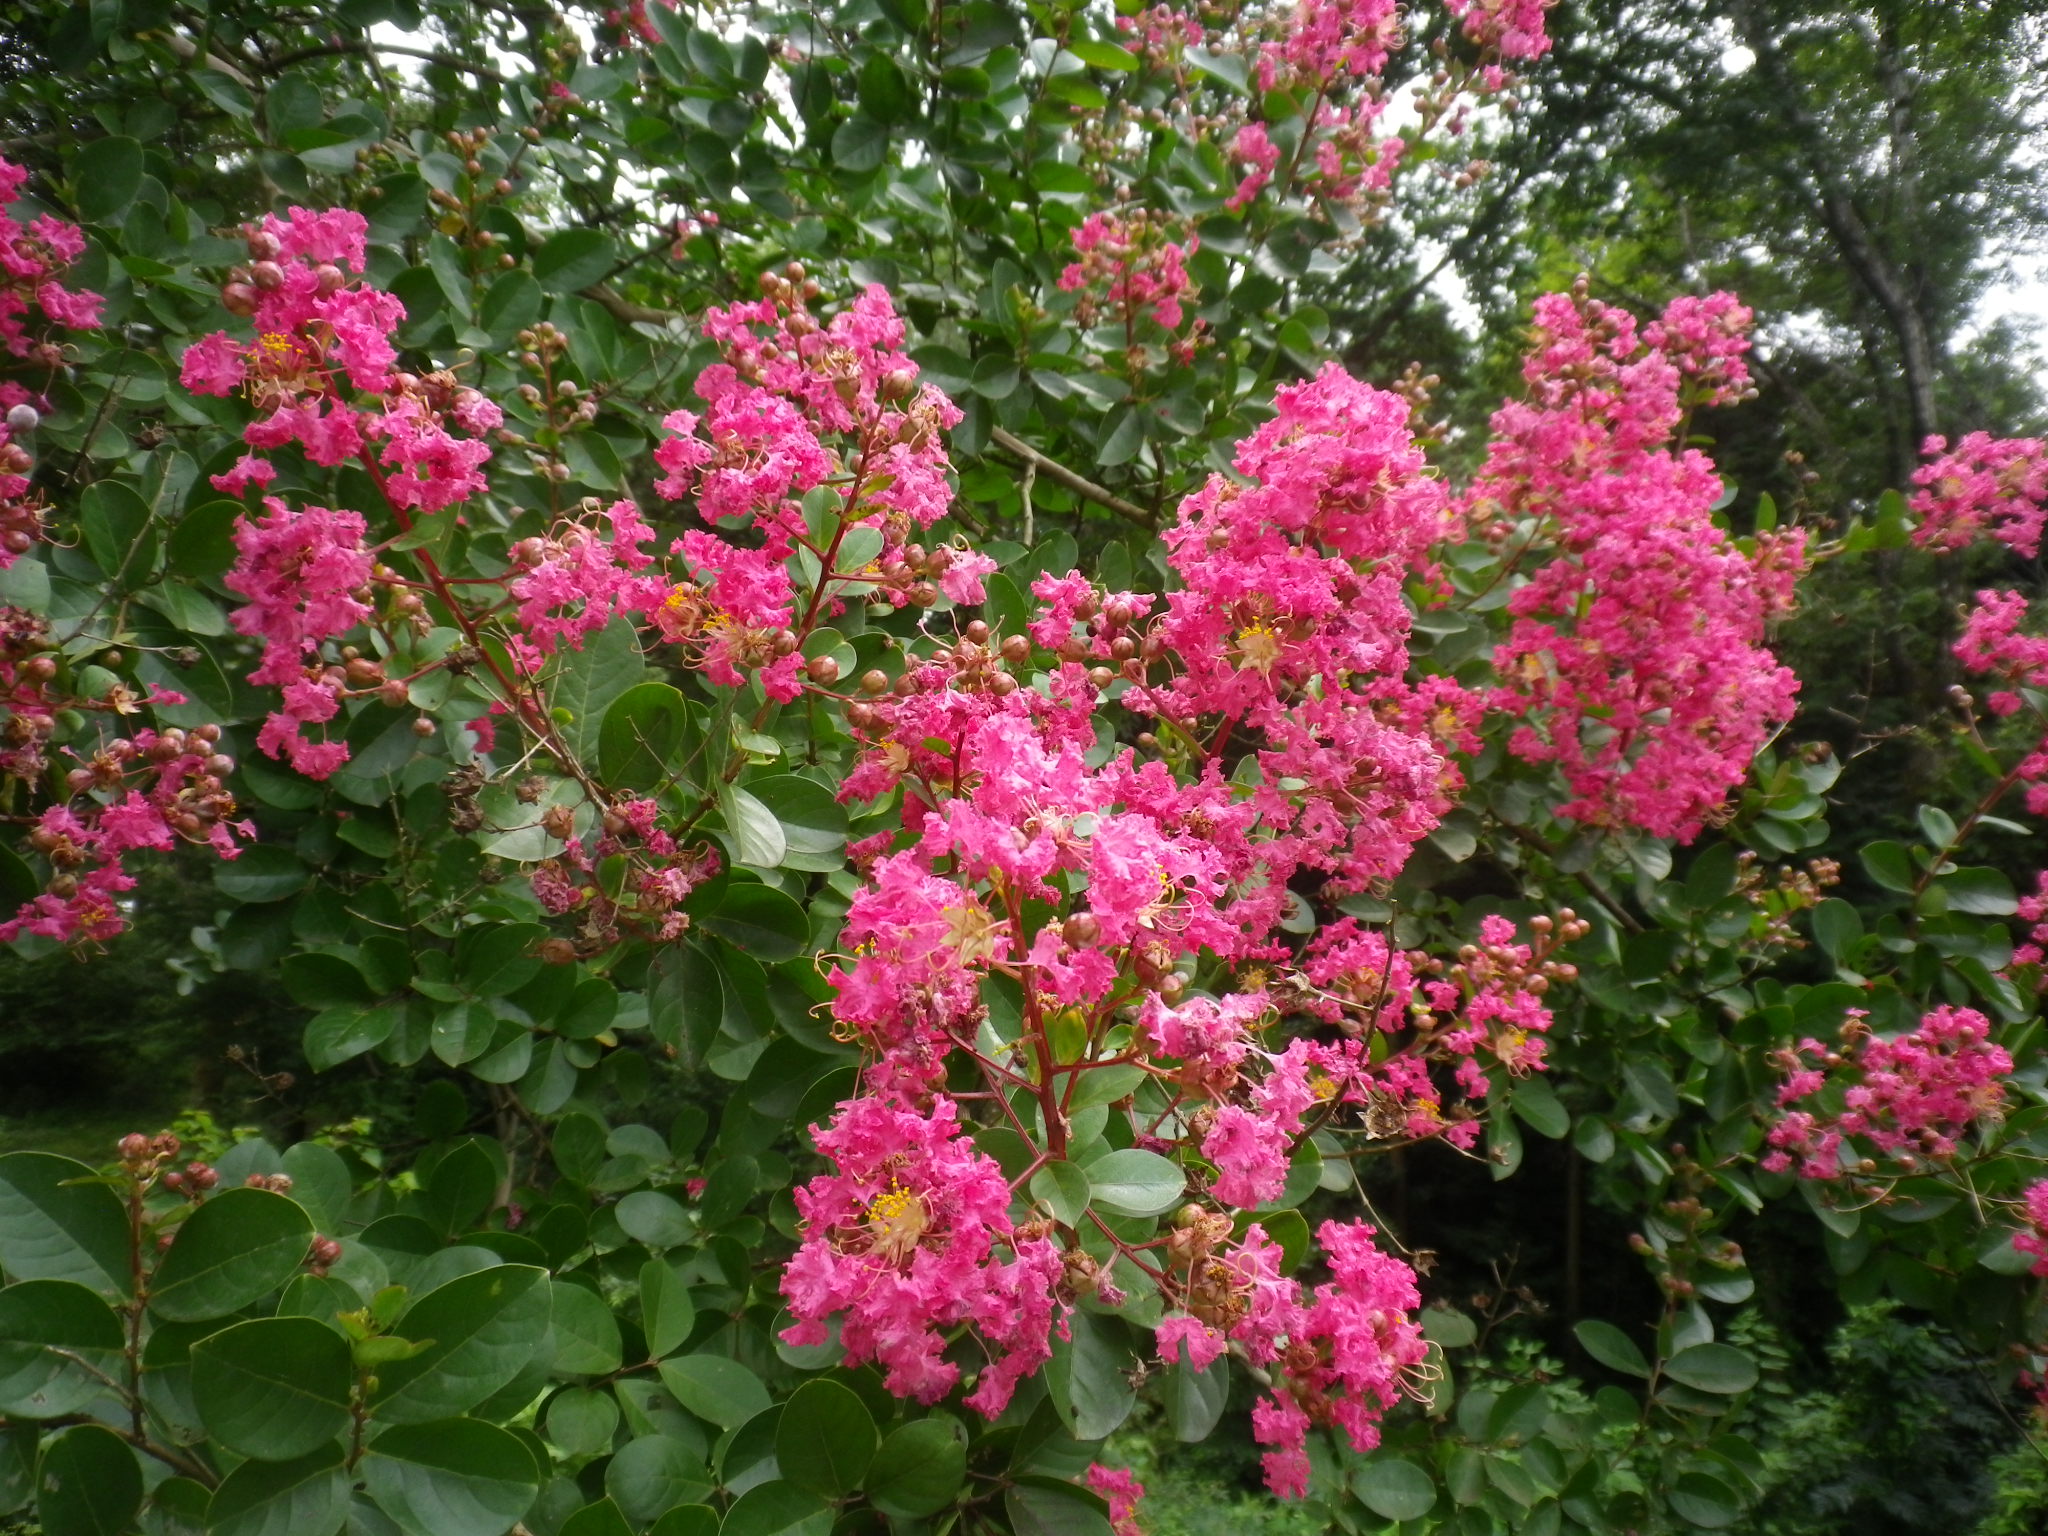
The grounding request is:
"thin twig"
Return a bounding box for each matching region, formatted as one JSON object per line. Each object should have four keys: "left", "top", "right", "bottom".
{"left": 989, "top": 427, "right": 1154, "bottom": 529}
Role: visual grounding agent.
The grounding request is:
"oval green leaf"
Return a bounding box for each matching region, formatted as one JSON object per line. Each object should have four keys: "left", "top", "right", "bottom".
{"left": 774, "top": 1379, "right": 876, "bottom": 1498}
{"left": 150, "top": 1188, "right": 314, "bottom": 1322}
{"left": 370, "top": 1264, "right": 551, "bottom": 1423}
{"left": 0, "top": 1153, "right": 133, "bottom": 1295}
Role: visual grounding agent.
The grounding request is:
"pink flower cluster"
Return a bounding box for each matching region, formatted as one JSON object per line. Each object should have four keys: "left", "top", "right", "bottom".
{"left": 529, "top": 796, "right": 720, "bottom": 946}
{"left": 1911, "top": 432, "right": 2047, "bottom": 559}
{"left": 1446, "top": 0, "right": 1556, "bottom": 63}
{"left": 1086, "top": 1465, "right": 1146, "bottom": 1536}
{"left": 1117, "top": 4, "right": 1206, "bottom": 64}
{"left": 0, "top": 155, "right": 103, "bottom": 359}
{"left": 1257, "top": 0, "right": 1401, "bottom": 92}
{"left": 2014, "top": 1180, "right": 2048, "bottom": 1277}
{"left": 223, "top": 500, "right": 375, "bottom": 780}
{"left": 2015, "top": 873, "right": 2048, "bottom": 980}
{"left": 1058, "top": 210, "right": 1205, "bottom": 350}
{"left": 1157, "top": 1217, "right": 1426, "bottom": 1498}
{"left": 1954, "top": 589, "right": 2048, "bottom": 815}
{"left": 1, "top": 724, "right": 250, "bottom": 945}
{"left": 1472, "top": 289, "right": 1801, "bottom": 840}
{"left": 649, "top": 277, "right": 966, "bottom": 701}
{"left": 1141, "top": 361, "right": 1469, "bottom": 894}
{"left": 179, "top": 210, "right": 499, "bottom": 511}
{"left": 781, "top": 1096, "right": 1062, "bottom": 1417}
{"left": 1, "top": 156, "right": 102, "bottom": 569}
{"left": 1762, "top": 1007, "right": 2012, "bottom": 1179}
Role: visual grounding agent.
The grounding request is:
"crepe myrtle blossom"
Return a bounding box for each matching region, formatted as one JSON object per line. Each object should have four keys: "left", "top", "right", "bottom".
{"left": 1155, "top": 1215, "right": 1427, "bottom": 1498}
{"left": 780, "top": 1095, "right": 1062, "bottom": 1418}
{"left": 1954, "top": 590, "right": 2048, "bottom": 816}
{"left": 1763, "top": 1007, "right": 2012, "bottom": 1179}
{"left": 1911, "top": 432, "right": 2047, "bottom": 559}
{"left": 1471, "top": 286, "right": 1800, "bottom": 840}
{"left": 2014, "top": 1181, "right": 2048, "bottom": 1277}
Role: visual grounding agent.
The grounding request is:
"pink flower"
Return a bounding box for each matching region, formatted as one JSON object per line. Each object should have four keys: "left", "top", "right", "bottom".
{"left": 1086, "top": 1466, "right": 1145, "bottom": 1536}
{"left": 781, "top": 1095, "right": 1061, "bottom": 1415}
{"left": 1474, "top": 290, "right": 1798, "bottom": 840}
{"left": 1446, "top": 0, "right": 1555, "bottom": 63}
{"left": 1911, "top": 433, "right": 2047, "bottom": 558}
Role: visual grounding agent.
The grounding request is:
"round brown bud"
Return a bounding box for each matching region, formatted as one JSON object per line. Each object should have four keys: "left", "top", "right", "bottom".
{"left": 410, "top": 717, "right": 436, "bottom": 738}
{"left": 859, "top": 669, "right": 890, "bottom": 696}
{"left": 805, "top": 654, "right": 840, "bottom": 685}
{"left": 539, "top": 937, "right": 577, "bottom": 965}
{"left": 220, "top": 282, "right": 260, "bottom": 316}
{"left": 963, "top": 619, "right": 990, "bottom": 646}
{"left": 1062, "top": 912, "right": 1101, "bottom": 947}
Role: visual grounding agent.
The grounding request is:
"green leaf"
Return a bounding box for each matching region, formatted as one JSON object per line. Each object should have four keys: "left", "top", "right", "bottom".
{"left": 1030, "top": 1161, "right": 1091, "bottom": 1227}
{"left": 1859, "top": 840, "right": 1917, "bottom": 895}
{"left": 534, "top": 229, "right": 618, "bottom": 295}
{"left": 1811, "top": 898, "right": 1862, "bottom": 961}
{"left": 192, "top": 70, "right": 256, "bottom": 117}
{"left": 604, "top": 1436, "right": 713, "bottom": 1525}
{"left": 697, "top": 885, "right": 808, "bottom": 963}
{"left": 544, "top": 1387, "right": 621, "bottom": 1458}
{"left": 1048, "top": 1310, "right": 1135, "bottom": 1440}
{"left": 478, "top": 270, "right": 543, "bottom": 343}
{"left": 372, "top": 1265, "right": 551, "bottom": 1423}
{"left": 558, "top": 1498, "right": 635, "bottom": 1536}
{"left": 149, "top": 1188, "right": 313, "bottom": 1322}
{"left": 35, "top": 1424, "right": 141, "bottom": 1536}
{"left": 214, "top": 846, "right": 308, "bottom": 904}
{"left": 1668, "top": 1470, "right": 1742, "bottom": 1528}
{"left": 79, "top": 481, "right": 156, "bottom": 585}
{"left": 206, "top": 1444, "right": 350, "bottom": 1536}
{"left": 1084, "top": 1149, "right": 1184, "bottom": 1217}
{"left": 746, "top": 776, "right": 848, "bottom": 873}
{"left": 864, "top": 1421, "right": 964, "bottom": 1519}
{"left": 362, "top": 1419, "right": 540, "bottom": 1536}
{"left": 639, "top": 1260, "right": 695, "bottom": 1359}
{"left": 1070, "top": 38, "right": 1138, "bottom": 69}
{"left": 1663, "top": 1343, "right": 1757, "bottom": 1394}
{"left": 73, "top": 136, "right": 144, "bottom": 222}
{"left": 544, "top": 618, "right": 650, "bottom": 762}
{"left": 305, "top": 1003, "right": 402, "bottom": 1071}
{"left": 615, "top": 1193, "right": 690, "bottom": 1253}
{"left": 1006, "top": 1479, "right": 1110, "bottom": 1536}
{"left": 775, "top": 1380, "right": 875, "bottom": 1499}
{"left": 0, "top": 1279, "right": 123, "bottom": 1418}
{"left": 1574, "top": 1319, "right": 1651, "bottom": 1379}
{"left": 1163, "top": 1352, "right": 1228, "bottom": 1441}
{"left": 282, "top": 953, "right": 376, "bottom": 1011}
{"left": 1939, "top": 866, "right": 2017, "bottom": 916}
{"left": 1354, "top": 1456, "right": 1438, "bottom": 1522}
{"left": 1511, "top": 1077, "right": 1570, "bottom": 1140}
{"left": 649, "top": 1508, "right": 720, "bottom": 1536}
{"left": 656, "top": 1354, "right": 771, "bottom": 1430}
{"left": 831, "top": 115, "right": 889, "bottom": 173}
{"left": 718, "top": 784, "right": 787, "bottom": 871}
{"left": 719, "top": 1481, "right": 831, "bottom": 1536}
{"left": 550, "top": 1281, "right": 622, "bottom": 1376}
{"left": 598, "top": 683, "right": 694, "bottom": 791}
{"left": 191, "top": 1317, "right": 352, "bottom": 1461}
{"left": 0, "top": 1153, "right": 132, "bottom": 1295}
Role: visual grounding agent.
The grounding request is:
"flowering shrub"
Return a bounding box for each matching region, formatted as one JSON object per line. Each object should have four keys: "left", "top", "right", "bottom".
{"left": 2, "top": 2, "right": 2048, "bottom": 1535}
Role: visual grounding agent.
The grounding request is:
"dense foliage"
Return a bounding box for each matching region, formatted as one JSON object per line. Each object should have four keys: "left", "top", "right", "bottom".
{"left": 0, "top": 3, "right": 2045, "bottom": 1536}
